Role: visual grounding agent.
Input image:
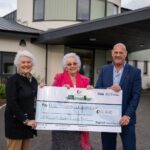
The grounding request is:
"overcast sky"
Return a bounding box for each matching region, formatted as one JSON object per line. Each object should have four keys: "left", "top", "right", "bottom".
{"left": 0, "top": 0, "right": 16, "bottom": 17}
{"left": 0, "top": 0, "right": 150, "bottom": 17}
{"left": 122, "top": 0, "right": 150, "bottom": 9}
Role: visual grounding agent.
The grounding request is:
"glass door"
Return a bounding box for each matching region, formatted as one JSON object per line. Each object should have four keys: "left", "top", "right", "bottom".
{"left": 65, "top": 47, "right": 94, "bottom": 84}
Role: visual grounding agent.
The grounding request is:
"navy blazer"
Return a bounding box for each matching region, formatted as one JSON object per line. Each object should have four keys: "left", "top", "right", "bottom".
{"left": 96, "top": 63, "right": 141, "bottom": 125}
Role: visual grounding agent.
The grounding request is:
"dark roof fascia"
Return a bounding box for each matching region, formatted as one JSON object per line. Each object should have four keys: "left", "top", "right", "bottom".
{"left": 33, "top": 6, "right": 150, "bottom": 44}
{"left": 121, "top": 7, "right": 132, "bottom": 12}
{"left": 0, "top": 30, "right": 40, "bottom": 38}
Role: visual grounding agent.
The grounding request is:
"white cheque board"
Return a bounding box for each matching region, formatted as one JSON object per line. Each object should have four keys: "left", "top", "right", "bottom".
{"left": 35, "top": 86, "right": 122, "bottom": 133}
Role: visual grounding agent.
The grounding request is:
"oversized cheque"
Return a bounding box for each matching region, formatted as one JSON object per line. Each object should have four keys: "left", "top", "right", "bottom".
{"left": 36, "top": 86, "right": 122, "bottom": 132}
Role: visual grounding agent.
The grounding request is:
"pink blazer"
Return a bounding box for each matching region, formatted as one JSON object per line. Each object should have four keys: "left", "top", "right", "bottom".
{"left": 52, "top": 71, "right": 90, "bottom": 88}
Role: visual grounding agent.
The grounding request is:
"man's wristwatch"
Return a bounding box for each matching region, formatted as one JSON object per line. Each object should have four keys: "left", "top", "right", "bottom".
{"left": 23, "top": 119, "right": 30, "bottom": 125}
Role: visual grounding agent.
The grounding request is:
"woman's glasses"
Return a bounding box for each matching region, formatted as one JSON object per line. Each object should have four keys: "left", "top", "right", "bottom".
{"left": 67, "top": 62, "right": 78, "bottom": 66}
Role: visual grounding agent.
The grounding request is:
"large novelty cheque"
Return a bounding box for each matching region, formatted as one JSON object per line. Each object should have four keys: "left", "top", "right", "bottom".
{"left": 36, "top": 86, "right": 122, "bottom": 133}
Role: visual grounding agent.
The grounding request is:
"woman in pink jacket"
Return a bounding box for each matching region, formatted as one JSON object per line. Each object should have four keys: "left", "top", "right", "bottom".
{"left": 52, "top": 52, "right": 92, "bottom": 150}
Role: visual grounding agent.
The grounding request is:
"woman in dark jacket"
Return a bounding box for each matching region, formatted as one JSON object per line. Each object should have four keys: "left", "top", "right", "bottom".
{"left": 5, "top": 50, "right": 37, "bottom": 150}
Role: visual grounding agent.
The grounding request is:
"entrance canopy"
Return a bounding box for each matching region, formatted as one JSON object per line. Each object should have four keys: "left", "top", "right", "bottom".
{"left": 33, "top": 6, "right": 150, "bottom": 52}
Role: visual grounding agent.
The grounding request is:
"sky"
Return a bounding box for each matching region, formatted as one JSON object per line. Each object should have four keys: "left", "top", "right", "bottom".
{"left": 0, "top": 0, "right": 16, "bottom": 17}
{"left": 0, "top": 0, "right": 150, "bottom": 17}
{"left": 122, "top": 0, "right": 150, "bottom": 9}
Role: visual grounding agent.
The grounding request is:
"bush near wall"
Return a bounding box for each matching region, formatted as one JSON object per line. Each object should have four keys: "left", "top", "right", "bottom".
{"left": 0, "top": 84, "right": 6, "bottom": 106}
{"left": 0, "top": 84, "right": 6, "bottom": 99}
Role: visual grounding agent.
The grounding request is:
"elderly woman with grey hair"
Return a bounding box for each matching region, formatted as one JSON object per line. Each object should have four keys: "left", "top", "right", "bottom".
{"left": 52, "top": 52, "right": 92, "bottom": 150}
{"left": 5, "top": 50, "right": 37, "bottom": 150}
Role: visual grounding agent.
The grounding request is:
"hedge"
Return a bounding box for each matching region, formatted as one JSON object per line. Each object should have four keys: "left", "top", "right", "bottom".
{"left": 0, "top": 84, "right": 6, "bottom": 99}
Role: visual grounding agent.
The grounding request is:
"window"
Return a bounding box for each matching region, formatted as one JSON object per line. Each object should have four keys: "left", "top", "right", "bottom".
{"left": 0, "top": 52, "right": 16, "bottom": 83}
{"left": 77, "top": 0, "right": 90, "bottom": 21}
{"left": 107, "top": 2, "right": 119, "bottom": 16}
{"left": 45, "top": 0, "right": 76, "bottom": 21}
{"left": 33, "top": 0, "right": 44, "bottom": 21}
{"left": 143, "top": 61, "right": 148, "bottom": 75}
{"left": 133, "top": 60, "right": 137, "bottom": 68}
{"left": 90, "top": 0, "right": 105, "bottom": 20}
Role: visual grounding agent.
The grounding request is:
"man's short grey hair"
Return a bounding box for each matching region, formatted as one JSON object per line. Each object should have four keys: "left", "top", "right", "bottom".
{"left": 14, "top": 50, "right": 35, "bottom": 70}
{"left": 62, "top": 52, "right": 81, "bottom": 70}
{"left": 112, "top": 43, "right": 127, "bottom": 52}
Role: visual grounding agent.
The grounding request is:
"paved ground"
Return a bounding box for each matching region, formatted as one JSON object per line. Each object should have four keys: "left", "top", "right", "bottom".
{"left": 0, "top": 93, "right": 150, "bottom": 150}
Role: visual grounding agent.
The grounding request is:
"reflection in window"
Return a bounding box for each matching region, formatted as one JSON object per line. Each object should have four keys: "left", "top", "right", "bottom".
{"left": 77, "top": 0, "right": 90, "bottom": 21}
{"left": 45, "top": 0, "right": 76, "bottom": 21}
{"left": 143, "top": 61, "right": 148, "bottom": 75}
{"left": 0, "top": 52, "right": 16, "bottom": 83}
{"left": 90, "top": 0, "right": 105, "bottom": 20}
{"left": 133, "top": 60, "right": 137, "bottom": 68}
{"left": 2, "top": 55, "right": 15, "bottom": 74}
{"left": 33, "top": 0, "right": 44, "bottom": 21}
{"left": 107, "top": 2, "right": 118, "bottom": 16}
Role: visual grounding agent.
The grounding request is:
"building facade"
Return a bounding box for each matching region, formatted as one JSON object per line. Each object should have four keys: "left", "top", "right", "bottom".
{"left": 128, "top": 49, "right": 150, "bottom": 89}
{"left": 0, "top": 0, "right": 121, "bottom": 85}
{"left": 1, "top": 0, "right": 150, "bottom": 89}
{"left": 17, "top": 0, "right": 121, "bottom": 30}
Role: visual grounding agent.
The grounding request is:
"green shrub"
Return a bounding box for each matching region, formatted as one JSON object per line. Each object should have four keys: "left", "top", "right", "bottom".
{"left": 0, "top": 84, "right": 6, "bottom": 99}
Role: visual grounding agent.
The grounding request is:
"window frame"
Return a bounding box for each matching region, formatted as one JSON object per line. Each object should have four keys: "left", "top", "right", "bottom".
{"left": 143, "top": 61, "right": 148, "bottom": 75}
{"left": 106, "top": 1, "right": 119, "bottom": 16}
{"left": 33, "top": 0, "right": 45, "bottom": 21}
{"left": 76, "top": 0, "right": 91, "bottom": 21}
{"left": 0, "top": 52, "right": 16, "bottom": 83}
{"left": 133, "top": 60, "right": 138, "bottom": 68}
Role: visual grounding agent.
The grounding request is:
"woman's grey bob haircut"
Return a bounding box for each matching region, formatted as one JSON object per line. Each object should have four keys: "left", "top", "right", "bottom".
{"left": 14, "top": 50, "right": 35, "bottom": 69}
{"left": 62, "top": 52, "right": 81, "bottom": 70}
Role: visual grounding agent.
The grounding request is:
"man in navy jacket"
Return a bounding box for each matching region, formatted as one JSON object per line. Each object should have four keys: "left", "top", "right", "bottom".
{"left": 96, "top": 43, "right": 141, "bottom": 150}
